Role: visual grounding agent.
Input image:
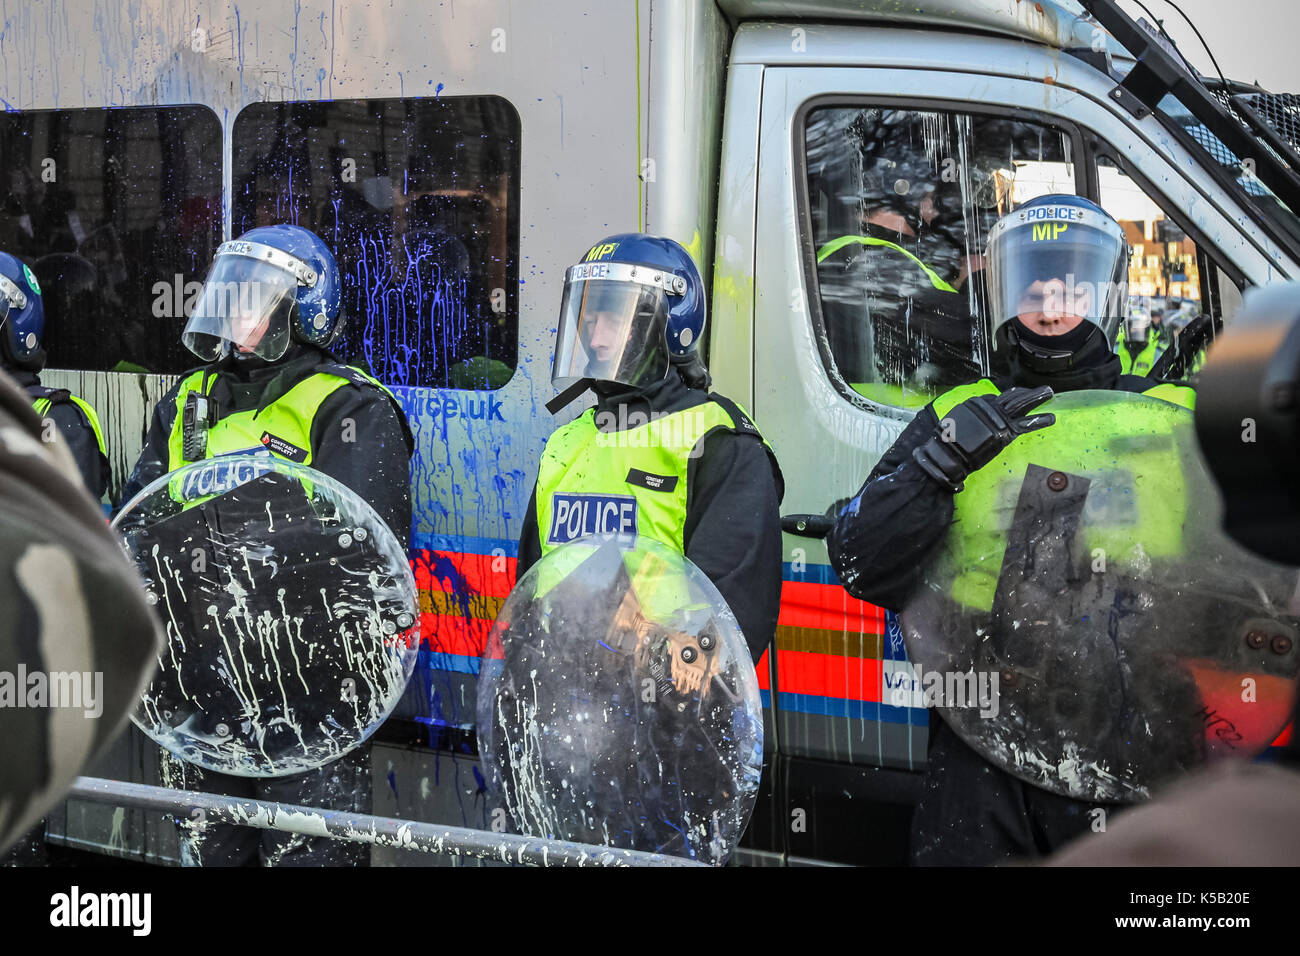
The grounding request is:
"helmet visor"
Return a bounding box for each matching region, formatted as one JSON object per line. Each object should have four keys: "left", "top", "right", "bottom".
{"left": 182, "top": 253, "right": 297, "bottom": 362}
{"left": 987, "top": 203, "right": 1128, "bottom": 347}
{"left": 551, "top": 262, "right": 670, "bottom": 389}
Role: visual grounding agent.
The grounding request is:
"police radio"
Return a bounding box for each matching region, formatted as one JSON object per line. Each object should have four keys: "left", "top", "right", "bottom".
{"left": 181, "top": 391, "right": 220, "bottom": 462}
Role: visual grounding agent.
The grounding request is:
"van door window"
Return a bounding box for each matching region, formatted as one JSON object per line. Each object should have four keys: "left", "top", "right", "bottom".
{"left": 1095, "top": 154, "right": 1235, "bottom": 378}
{"left": 232, "top": 97, "right": 521, "bottom": 389}
{"left": 803, "top": 107, "right": 1077, "bottom": 409}
{"left": 0, "top": 106, "right": 223, "bottom": 373}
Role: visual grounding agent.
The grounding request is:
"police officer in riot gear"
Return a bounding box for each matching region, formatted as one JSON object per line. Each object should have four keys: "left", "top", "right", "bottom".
{"left": 815, "top": 143, "right": 986, "bottom": 404}
{"left": 518, "top": 234, "right": 784, "bottom": 663}
{"left": 0, "top": 250, "right": 109, "bottom": 500}
{"left": 828, "top": 195, "right": 1196, "bottom": 865}
{"left": 1117, "top": 305, "right": 1161, "bottom": 376}
{"left": 119, "top": 223, "right": 413, "bottom": 867}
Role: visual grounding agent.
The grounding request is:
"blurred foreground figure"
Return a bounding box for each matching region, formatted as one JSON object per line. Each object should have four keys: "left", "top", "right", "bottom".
{"left": 1049, "top": 283, "right": 1300, "bottom": 866}
{"left": 1046, "top": 757, "right": 1299, "bottom": 865}
{"left": 0, "top": 368, "right": 160, "bottom": 856}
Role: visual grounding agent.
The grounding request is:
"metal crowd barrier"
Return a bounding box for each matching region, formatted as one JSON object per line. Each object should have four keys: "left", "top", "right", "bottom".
{"left": 68, "top": 777, "right": 706, "bottom": 867}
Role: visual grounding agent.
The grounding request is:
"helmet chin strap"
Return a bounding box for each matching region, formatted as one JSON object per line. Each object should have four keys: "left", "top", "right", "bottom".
{"left": 545, "top": 377, "right": 594, "bottom": 416}
{"left": 0, "top": 333, "right": 45, "bottom": 374}
{"left": 547, "top": 355, "right": 708, "bottom": 415}
{"left": 672, "top": 352, "right": 711, "bottom": 390}
{"left": 227, "top": 339, "right": 293, "bottom": 373}
{"left": 1004, "top": 320, "right": 1107, "bottom": 375}
{"left": 1001, "top": 321, "right": 1121, "bottom": 391}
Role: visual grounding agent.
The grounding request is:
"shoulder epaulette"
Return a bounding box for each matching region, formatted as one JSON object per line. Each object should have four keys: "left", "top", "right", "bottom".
{"left": 706, "top": 392, "right": 761, "bottom": 439}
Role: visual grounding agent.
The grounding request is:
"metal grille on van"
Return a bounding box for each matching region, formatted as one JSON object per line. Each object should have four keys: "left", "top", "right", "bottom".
{"left": 1233, "top": 93, "right": 1300, "bottom": 168}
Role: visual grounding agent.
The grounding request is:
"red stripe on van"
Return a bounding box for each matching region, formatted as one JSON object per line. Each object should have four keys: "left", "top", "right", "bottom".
{"left": 765, "top": 649, "right": 883, "bottom": 701}
{"left": 778, "top": 580, "right": 886, "bottom": 633}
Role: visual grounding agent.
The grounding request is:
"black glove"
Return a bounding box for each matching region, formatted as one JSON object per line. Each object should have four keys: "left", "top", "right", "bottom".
{"left": 912, "top": 386, "right": 1055, "bottom": 492}
{"left": 1150, "top": 312, "right": 1220, "bottom": 380}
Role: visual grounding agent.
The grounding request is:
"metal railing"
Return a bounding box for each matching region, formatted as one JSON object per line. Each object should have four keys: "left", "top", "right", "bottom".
{"left": 68, "top": 777, "right": 706, "bottom": 867}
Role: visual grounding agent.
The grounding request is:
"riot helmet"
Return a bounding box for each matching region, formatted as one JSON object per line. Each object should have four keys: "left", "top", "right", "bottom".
{"left": 865, "top": 153, "right": 944, "bottom": 234}
{"left": 182, "top": 224, "right": 343, "bottom": 363}
{"left": 987, "top": 194, "right": 1129, "bottom": 365}
{"left": 551, "top": 234, "right": 706, "bottom": 393}
{"left": 0, "top": 250, "right": 45, "bottom": 372}
{"left": 1126, "top": 303, "right": 1152, "bottom": 347}
{"left": 844, "top": 109, "right": 952, "bottom": 234}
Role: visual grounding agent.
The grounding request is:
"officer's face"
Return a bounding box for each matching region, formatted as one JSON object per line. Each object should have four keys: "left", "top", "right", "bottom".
{"left": 918, "top": 193, "right": 939, "bottom": 227}
{"left": 226, "top": 281, "right": 274, "bottom": 352}
{"left": 230, "top": 305, "right": 271, "bottom": 353}
{"left": 863, "top": 190, "right": 939, "bottom": 237}
{"left": 584, "top": 309, "right": 623, "bottom": 362}
{"left": 1016, "top": 277, "right": 1090, "bottom": 335}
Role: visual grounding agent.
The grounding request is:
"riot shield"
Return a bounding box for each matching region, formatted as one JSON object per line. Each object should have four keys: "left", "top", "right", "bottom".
{"left": 476, "top": 536, "right": 763, "bottom": 864}
{"left": 901, "top": 390, "right": 1300, "bottom": 803}
{"left": 114, "top": 454, "right": 419, "bottom": 777}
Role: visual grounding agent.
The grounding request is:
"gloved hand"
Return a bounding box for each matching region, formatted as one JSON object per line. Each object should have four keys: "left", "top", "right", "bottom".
{"left": 912, "top": 386, "right": 1055, "bottom": 492}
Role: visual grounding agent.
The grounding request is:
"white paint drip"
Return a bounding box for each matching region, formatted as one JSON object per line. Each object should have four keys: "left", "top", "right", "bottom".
{"left": 107, "top": 807, "right": 127, "bottom": 851}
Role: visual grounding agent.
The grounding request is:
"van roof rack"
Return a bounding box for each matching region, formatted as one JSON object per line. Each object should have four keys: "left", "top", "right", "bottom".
{"left": 1075, "top": 0, "right": 1300, "bottom": 258}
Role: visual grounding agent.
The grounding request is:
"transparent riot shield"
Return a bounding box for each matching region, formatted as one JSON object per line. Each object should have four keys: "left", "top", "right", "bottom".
{"left": 113, "top": 454, "right": 419, "bottom": 777}
{"left": 476, "top": 536, "right": 763, "bottom": 864}
{"left": 901, "top": 390, "right": 1300, "bottom": 802}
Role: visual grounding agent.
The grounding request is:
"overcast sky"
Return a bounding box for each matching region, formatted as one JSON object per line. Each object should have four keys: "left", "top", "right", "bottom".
{"left": 1118, "top": 0, "right": 1298, "bottom": 92}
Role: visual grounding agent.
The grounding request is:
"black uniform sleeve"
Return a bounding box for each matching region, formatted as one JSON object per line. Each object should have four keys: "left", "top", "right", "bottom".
{"left": 827, "top": 404, "right": 956, "bottom": 612}
{"left": 684, "top": 431, "right": 784, "bottom": 664}
{"left": 44, "top": 402, "right": 109, "bottom": 500}
{"left": 115, "top": 380, "right": 184, "bottom": 513}
{"left": 516, "top": 477, "right": 542, "bottom": 580}
{"left": 310, "top": 386, "right": 413, "bottom": 549}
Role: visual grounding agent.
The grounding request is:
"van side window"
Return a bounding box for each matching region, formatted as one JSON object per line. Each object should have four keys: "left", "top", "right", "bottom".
{"left": 1096, "top": 154, "right": 1234, "bottom": 379}
{"left": 0, "top": 107, "right": 223, "bottom": 373}
{"left": 232, "top": 96, "right": 521, "bottom": 390}
{"left": 803, "top": 107, "right": 1077, "bottom": 408}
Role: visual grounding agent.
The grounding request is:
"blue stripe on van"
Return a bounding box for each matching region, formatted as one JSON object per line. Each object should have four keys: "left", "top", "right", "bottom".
{"left": 418, "top": 649, "right": 481, "bottom": 675}
{"left": 774, "top": 692, "right": 929, "bottom": 726}
{"left": 411, "top": 532, "right": 517, "bottom": 556}
{"left": 781, "top": 561, "right": 841, "bottom": 585}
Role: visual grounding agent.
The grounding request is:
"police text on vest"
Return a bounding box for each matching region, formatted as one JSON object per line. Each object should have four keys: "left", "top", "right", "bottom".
{"left": 548, "top": 493, "right": 638, "bottom": 546}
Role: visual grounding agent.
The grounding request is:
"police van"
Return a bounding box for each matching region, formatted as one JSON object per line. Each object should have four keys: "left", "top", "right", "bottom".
{"left": 4, "top": 0, "right": 1296, "bottom": 865}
